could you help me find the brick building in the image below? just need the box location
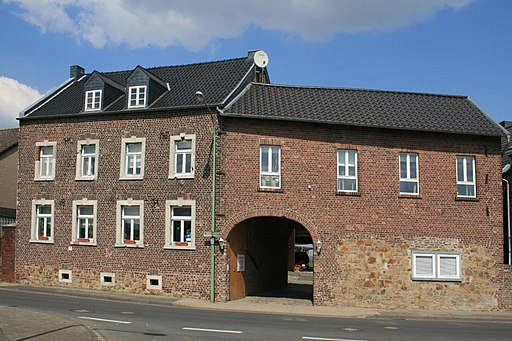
[14,51,512,310]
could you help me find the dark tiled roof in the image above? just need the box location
[23,57,255,118]
[223,83,504,137]
[0,128,18,154]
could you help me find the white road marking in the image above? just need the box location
[303,337,367,341]
[183,327,243,334]
[78,316,132,324]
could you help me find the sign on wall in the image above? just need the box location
[237,254,245,272]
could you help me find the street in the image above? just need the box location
[1,287,511,340]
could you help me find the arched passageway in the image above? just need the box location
[227,216,313,302]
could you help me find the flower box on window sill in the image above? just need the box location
[38,236,49,241]
[175,242,189,247]
[77,238,91,243]
[124,239,137,244]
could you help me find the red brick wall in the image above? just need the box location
[16,111,218,298]
[218,117,506,308]
[1,225,16,282]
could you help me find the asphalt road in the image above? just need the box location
[1,288,511,340]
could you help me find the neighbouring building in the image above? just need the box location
[0,128,18,226]
[13,51,512,310]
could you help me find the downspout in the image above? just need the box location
[503,178,511,264]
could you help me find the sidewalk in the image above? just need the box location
[1,282,512,341]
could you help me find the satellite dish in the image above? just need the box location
[253,50,269,68]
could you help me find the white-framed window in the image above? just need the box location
[100,272,115,286]
[411,251,461,281]
[169,134,196,179]
[59,269,72,283]
[75,140,99,180]
[399,153,419,195]
[30,199,54,243]
[120,137,146,180]
[71,199,97,245]
[34,141,56,181]
[116,200,144,247]
[260,145,281,189]
[456,156,476,198]
[128,85,147,108]
[337,150,358,192]
[165,199,196,249]
[85,90,102,111]
[146,275,163,290]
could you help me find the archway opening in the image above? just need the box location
[227,216,313,302]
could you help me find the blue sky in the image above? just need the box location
[0,0,510,129]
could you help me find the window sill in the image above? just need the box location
[398,194,422,199]
[34,178,55,182]
[75,177,96,181]
[258,187,284,193]
[71,241,97,246]
[455,197,479,202]
[164,245,196,251]
[411,277,462,282]
[114,243,144,248]
[119,176,144,181]
[30,239,54,244]
[169,175,195,180]
[336,191,361,197]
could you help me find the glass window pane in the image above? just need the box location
[271,148,279,172]
[39,206,51,215]
[185,154,191,172]
[176,139,192,150]
[83,145,95,154]
[123,206,139,216]
[339,179,356,191]
[338,165,345,176]
[348,165,356,177]
[173,221,182,242]
[41,146,53,156]
[261,148,269,172]
[400,155,407,179]
[176,154,183,173]
[123,221,131,240]
[184,221,192,241]
[79,206,94,216]
[410,155,417,178]
[127,143,141,153]
[457,184,475,197]
[415,255,434,276]
[173,207,191,217]
[400,181,418,194]
[457,158,464,181]
[133,221,140,240]
[348,151,356,165]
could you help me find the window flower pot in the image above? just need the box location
[124,239,136,244]
[38,236,49,241]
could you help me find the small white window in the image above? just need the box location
[35,141,56,181]
[146,275,162,290]
[165,199,196,249]
[412,251,461,281]
[100,272,115,286]
[116,200,144,247]
[59,269,72,283]
[399,153,419,195]
[30,199,54,243]
[76,140,99,180]
[260,145,281,189]
[128,86,147,108]
[85,90,102,111]
[456,156,476,198]
[337,150,357,192]
[169,134,196,179]
[120,137,146,180]
[71,200,97,245]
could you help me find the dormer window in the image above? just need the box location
[85,90,102,111]
[128,86,147,108]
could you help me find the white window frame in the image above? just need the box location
[71,199,98,245]
[165,198,196,250]
[59,269,72,283]
[30,199,55,243]
[34,141,56,181]
[411,251,461,281]
[119,137,146,180]
[100,272,115,286]
[146,275,163,290]
[337,150,358,193]
[260,145,281,189]
[128,85,147,108]
[456,156,476,198]
[115,199,144,247]
[399,152,419,195]
[85,90,102,111]
[169,134,196,179]
[75,140,99,180]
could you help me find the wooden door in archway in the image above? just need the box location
[228,225,247,300]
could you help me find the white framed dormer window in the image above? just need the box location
[30,199,54,243]
[128,85,147,108]
[116,199,144,247]
[337,150,358,192]
[165,198,196,250]
[120,137,146,180]
[412,251,461,281]
[169,134,196,179]
[71,199,97,245]
[456,156,476,198]
[399,153,419,195]
[76,140,99,180]
[85,90,102,111]
[35,141,56,181]
[260,145,281,189]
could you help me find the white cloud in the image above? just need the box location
[5,0,473,49]
[0,76,42,128]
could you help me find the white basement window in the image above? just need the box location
[411,251,461,281]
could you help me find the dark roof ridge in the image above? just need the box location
[249,82,468,99]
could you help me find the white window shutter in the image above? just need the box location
[414,255,434,277]
[439,255,459,278]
